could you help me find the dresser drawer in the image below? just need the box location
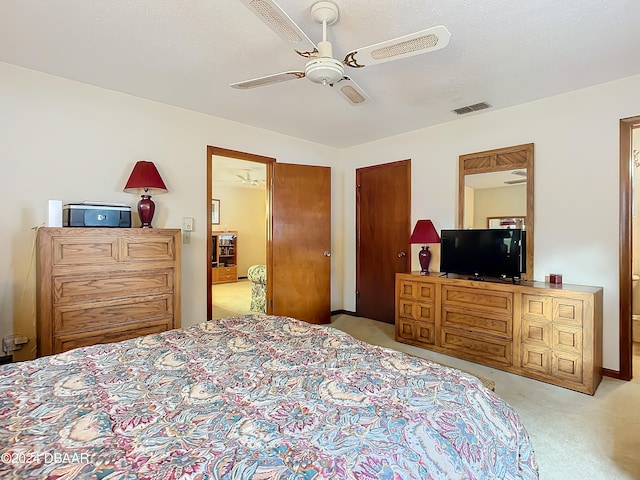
[552,324,583,354]
[523,294,584,326]
[53,268,174,304]
[397,278,436,302]
[552,350,583,384]
[54,294,173,333]
[54,319,172,353]
[521,343,552,374]
[396,318,435,345]
[442,286,513,316]
[521,322,583,380]
[51,236,119,266]
[213,266,237,283]
[441,306,512,339]
[121,235,177,263]
[553,298,584,326]
[521,318,552,347]
[398,300,435,322]
[440,327,512,365]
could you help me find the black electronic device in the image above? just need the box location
[440,228,526,280]
[63,203,132,227]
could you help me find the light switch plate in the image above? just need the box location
[182,217,194,231]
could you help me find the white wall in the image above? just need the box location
[0,62,343,361]
[341,73,640,371]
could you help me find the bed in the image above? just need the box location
[0,314,538,479]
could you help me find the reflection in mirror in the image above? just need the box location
[463,170,527,229]
[458,143,534,279]
[487,216,526,229]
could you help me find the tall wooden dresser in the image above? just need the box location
[36,227,181,356]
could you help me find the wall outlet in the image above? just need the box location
[2,337,17,353]
[2,335,27,354]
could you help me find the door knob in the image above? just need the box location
[324,251,331,257]
[397,252,407,258]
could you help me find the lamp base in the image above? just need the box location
[418,245,432,275]
[138,194,156,228]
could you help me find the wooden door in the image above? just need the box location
[356,160,411,323]
[272,163,331,324]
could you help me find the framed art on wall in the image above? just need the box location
[212,199,220,225]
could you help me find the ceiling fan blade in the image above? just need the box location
[343,25,451,69]
[332,76,370,106]
[238,0,318,58]
[230,71,305,89]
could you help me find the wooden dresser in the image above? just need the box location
[36,227,181,356]
[395,272,603,394]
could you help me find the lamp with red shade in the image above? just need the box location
[409,220,441,275]
[123,161,167,228]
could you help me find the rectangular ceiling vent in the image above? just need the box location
[453,102,492,115]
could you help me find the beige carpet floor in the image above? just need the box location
[212,279,254,319]
[213,281,640,479]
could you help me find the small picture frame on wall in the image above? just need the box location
[212,199,220,225]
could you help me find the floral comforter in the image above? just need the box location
[0,314,538,479]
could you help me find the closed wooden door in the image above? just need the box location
[272,163,331,324]
[356,160,411,323]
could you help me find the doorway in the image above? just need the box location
[206,147,333,324]
[620,117,640,380]
[206,146,275,320]
[356,160,411,323]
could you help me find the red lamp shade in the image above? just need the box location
[409,220,441,275]
[123,161,168,228]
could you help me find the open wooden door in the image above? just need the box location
[356,160,411,323]
[272,163,331,324]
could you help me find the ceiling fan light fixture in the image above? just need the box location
[305,57,344,85]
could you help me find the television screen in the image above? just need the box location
[440,229,525,279]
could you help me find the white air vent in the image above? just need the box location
[453,102,491,115]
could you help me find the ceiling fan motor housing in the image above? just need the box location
[305,39,344,85]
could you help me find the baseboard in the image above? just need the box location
[602,368,622,379]
[331,309,357,316]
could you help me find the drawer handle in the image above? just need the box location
[397,251,407,258]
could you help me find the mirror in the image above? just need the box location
[458,143,534,279]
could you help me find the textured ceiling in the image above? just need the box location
[2,0,639,148]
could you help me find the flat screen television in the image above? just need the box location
[440,229,526,280]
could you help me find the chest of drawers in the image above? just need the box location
[396,272,602,394]
[36,228,181,356]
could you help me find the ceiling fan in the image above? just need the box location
[237,169,264,186]
[504,170,527,185]
[231,0,451,106]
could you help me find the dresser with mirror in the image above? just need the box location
[395,143,604,394]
